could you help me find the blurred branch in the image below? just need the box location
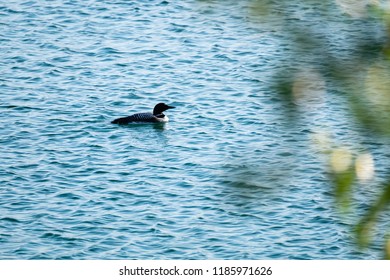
[355,181,390,248]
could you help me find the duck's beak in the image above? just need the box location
[166,105,175,109]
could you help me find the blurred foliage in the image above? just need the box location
[247,0,390,258]
[208,0,390,258]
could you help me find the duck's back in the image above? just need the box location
[111,112,159,124]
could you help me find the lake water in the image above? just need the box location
[1,0,389,259]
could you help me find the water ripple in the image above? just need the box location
[1,0,388,260]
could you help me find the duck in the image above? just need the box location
[111,103,175,125]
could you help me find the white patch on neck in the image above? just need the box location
[157,115,169,122]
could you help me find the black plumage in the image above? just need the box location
[111,103,175,125]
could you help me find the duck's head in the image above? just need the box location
[153,103,175,115]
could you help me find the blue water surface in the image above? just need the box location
[1,0,389,259]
